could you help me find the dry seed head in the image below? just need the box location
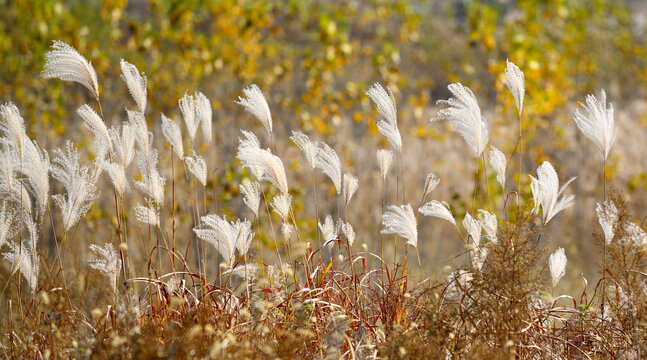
[549,248,567,289]
[503,59,525,117]
[235,84,273,136]
[120,59,147,113]
[342,173,358,206]
[366,82,402,154]
[381,204,418,248]
[161,114,184,158]
[419,200,456,225]
[376,149,393,181]
[488,145,506,190]
[42,41,99,99]
[433,82,489,157]
[573,89,617,161]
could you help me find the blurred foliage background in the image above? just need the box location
[1,0,647,292]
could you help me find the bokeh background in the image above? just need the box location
[2,0,647,295]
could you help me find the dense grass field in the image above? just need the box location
[1,1,647,359]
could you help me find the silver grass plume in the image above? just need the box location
[109,123,135,168]
[161,114,184,158]
[77,104,112,158]
[184,152,208,187]
[463,213,486,271]
[88,243,121,292]
[477,209,497,244]
[503,59,525,117]
[20,137,50,216]
[366,83,402,154]
[134,203,159,226]
[135,149,165,204]
[596,200,618,245]
[488,145,507,190]
[4,214,40,293]
[433,83,489,158]
[3,240,39,293]
[235,84,273,136]
[51,141,100,232]
[179,92,200,142]
[282,223,295,238]
[573,89,617,161]
[530,161,576,225]
[0,202,15,250]
[193,214,253,266]
[240,180,261,217]
[236,130,263,179]
[196,92,212,143]
[0,102,26,157]
[100,161,129,197]
[237,136,289,196]
[270,194,292,223]
[127,109,152,158]
[422,172,440,199]
[315,142,342,194]
[623,223,647,248]
[419,200,456,225]
[120,59,147,114]
[224,264,259,281]
[376,149,393,181]
[549,248,567,289]
[341,221,355,247]
[319,215,337,247]
[0,181,33,218]
[381,204,418,248]
[290,130,317,169]
[42,41,99,99]
[342,173,358,206]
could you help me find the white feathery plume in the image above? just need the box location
[127,109,151,158]
[77,104,112,158]
[223,264,259,281]
[20,137,50,216]
[530,161,576,225]
[42,41,99,99]
[573,89,617,161]
[101,161,129,197]
[134,204,160,226]
[236,130,263,179]
[135,149,165,204]
[271,194,292,222]
[366,83,402,154]
[281,223,295,238]
[489,145,507,190]
[549,248,567,289]
[318,215,337,246]
[381,204,418,248]
[342,173,358,206]
[0,202,15,250]
[184,152,208,187]
[193,214,253,266]
[109,123,135,168]
[596,201,618,245]
[240,180,261,217]
[432,83,489,157]
[161,114,184,158]
[88,243,121,292]
[179,92,200,142]
[419,200,456,225]
[503,59,525,117]
[196,92,212,143]
[237,144,289,196]
[422,172,440,199]
[477,209,497,244]
[120,59,147,114]
[235,84,273,136]
[51,141,100,232]
[623,222,647,248]
[315,142,342,194]
[376,149,393,181]
[3,240,39,293]
[0,181,33,218]
[290,130,317,169]
[0,102,26,156]
[341,221,355,247]
[464,213,487,270]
